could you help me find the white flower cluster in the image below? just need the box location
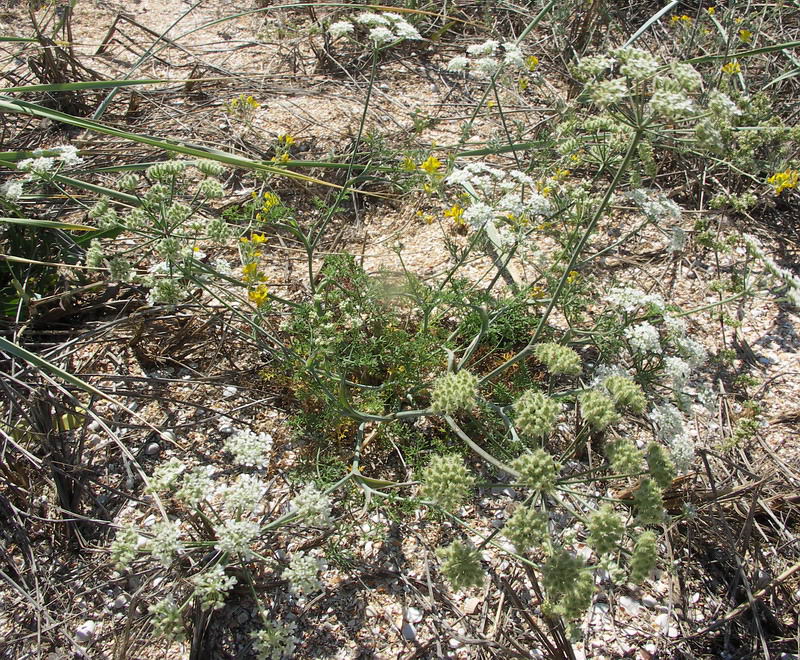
[445,162,552,233]
[223,428,273,468]
[220,473,266,516]
[251,616,297,660]
[0,179,24,201]
[649,404,694,471]
[447,40,526,79]
[147,456,186,492]
[15,144,83,178]
[743,233,800,307]
[283,551,325,595]
[328,11,421,45]
[624,322,661,354]
[191,563,237,611]
[607,286,665,313]
[175,465,215,506]
[629,188,683,224]
[148,520,183,566]
[290,484,332,526]
[214,519,260,558]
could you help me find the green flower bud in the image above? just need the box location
[603,375,647,414]
[419,455,475,511]
[117,172,140,191]
[503,506,548,553]
[579,390,620,431]
[533,342,582,376]
[633,477,664,524]
[605,437,643,475]
[511,449,560,492]
[195,159,226,178]
[430,370,478,415]
[85,239,103,268]
[542,548,595,620]
[629,530,658,583]
[147,160,187,182]
[645,442,676,489]
[437,541,484,591]
[587,504,624,556]
[514,390,560,439]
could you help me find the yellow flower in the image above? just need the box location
[518,77,529,92]
[706,6,716,15]
[250,232,268,244]
[262,192,280,210]
[401,156,416,171]
[278,134,295,145]
[554,168,571,181]
[526,55,539,71]
[566,270,580,285]
[721,60,741,75]
[443,204,465,226]
[420,155,442,174]
[248,284,269,307]
[738,28,752,43]
[242,261,260,283]
[767,168,799,195]
[486,100,496,108]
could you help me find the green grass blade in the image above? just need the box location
[1,79,175,94]
[0,96,338,188]
[0,217,94,231]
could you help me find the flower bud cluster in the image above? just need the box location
[250,616,298,660]
[606,438,643,475]
[533,342,582,376]
[420,454,475,511]
[633,478,664,524]
[430,370,478,415]
[283,551,324,595]
[579,390,620,431]
[603,375,646,414]
[542,548,595,620]
[511,449,560,492]
[503,506,548,553]
[436,540,485,591]
[629,531,658,583]
[587,504,624,556]
[191,563,237,611]
[513,390,560,439]
[645,443,676,488]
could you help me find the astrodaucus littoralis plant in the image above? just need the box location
[2,1,799,656]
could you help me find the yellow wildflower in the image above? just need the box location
[707,6,716,15]
[518,77,529,92]
[250,232,268,244]
[262,192,280,210]
[738,29,752,43]
[526,55,539,71]
[721,60,741,75]
[248,284,269,307]
[242,262,260,283]
[443,204,465,226]
[401,156,416,171]
[767,168,799,195]
[278,134,295,145]
[566,270,580,285]
[420,155,442,174]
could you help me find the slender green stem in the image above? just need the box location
[479,125,647,386]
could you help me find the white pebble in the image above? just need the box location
[406,607,423,624]
[222,385,238,398]
[75,620,96,643]
[144,442,160,456]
